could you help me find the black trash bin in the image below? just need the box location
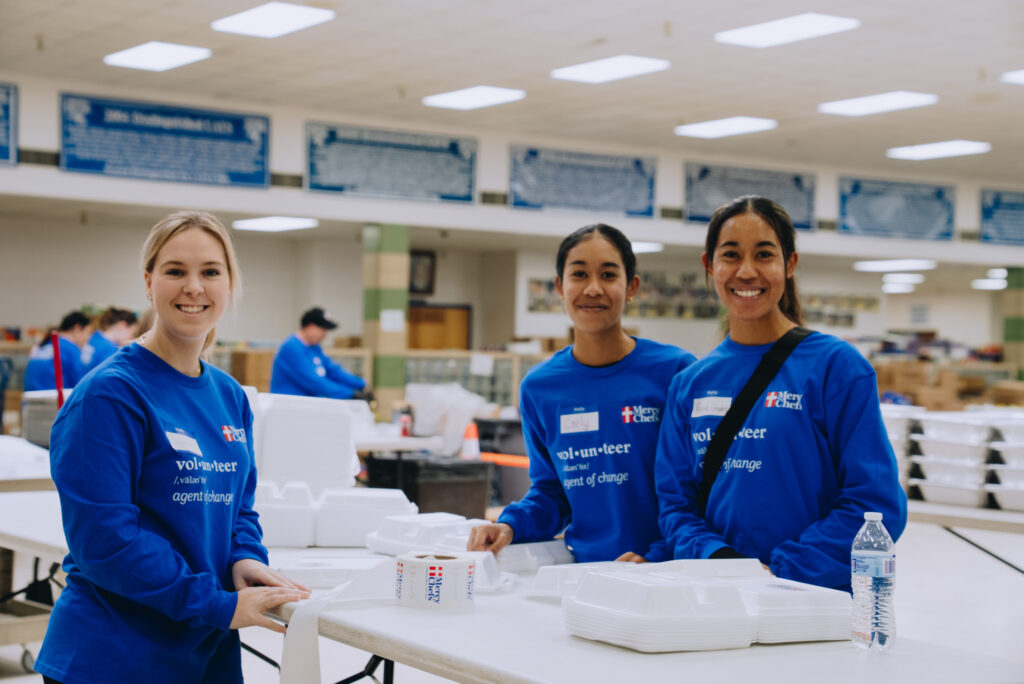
[365,454,494,520]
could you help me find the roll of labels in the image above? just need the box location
[281,552,478,683]
[395,552,476,610]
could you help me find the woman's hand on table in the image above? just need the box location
[230,559,311,633]
[467,523,514,554]
[614,551,647,563]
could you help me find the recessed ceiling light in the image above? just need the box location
[999,69,1024,85]
[103,41,211,72]
[972,278,1008,291]
[232,216,319,232]
[714,13,860,48]
[674,116,777,139]
[886,140,991,161]
[422,86,526,110]
[882,283,915,294]
[854,259,936,272]
[211,2,335,38]
[988,268,1008,279]
[818,91,938,117]
[550,55,670,84]
[632,242,664,254]
[882,273,925,284]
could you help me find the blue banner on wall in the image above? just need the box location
[510,145,655,217]
[60,94,269,187]
[307,122,476,202]
[981,189,1024,246]
[685,162,815,230]
[0,83,17,166]
[839,177,954,240]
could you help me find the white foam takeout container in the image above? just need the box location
[910,456,988,486]
[911,478,987,508]
[911,436,990,464]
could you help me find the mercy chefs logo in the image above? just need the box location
[621,405,660,424]
[221,425,247,443]
[765,391,803,410]
[426,565,443,604]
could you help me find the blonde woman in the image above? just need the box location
[36,212,309,684]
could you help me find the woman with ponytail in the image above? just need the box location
[654,196,906,591]
[36,212,309,684]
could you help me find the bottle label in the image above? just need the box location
[851,554,895,577]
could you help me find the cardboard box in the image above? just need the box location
[230,350,275,392]
[909,385,960,411]
[990,381,1024,406]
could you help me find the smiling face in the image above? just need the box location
[555,234,640,337]
[144,228,230,348]
[703,211,798,337]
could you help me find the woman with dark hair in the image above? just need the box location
[655,195,906,590]
[468,223,696,562]
[23,311,90,391]
[81,306,138,372]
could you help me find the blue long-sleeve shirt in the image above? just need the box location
[498,338,695,562]
[270,333,366,399]
[36,343,268,684]
[655,331,907,591]
[81,329,120,373]
[23,337,86,390]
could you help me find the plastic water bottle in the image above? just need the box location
[851,511,895,649]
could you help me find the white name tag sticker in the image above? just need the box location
[166,431,203,457]
[692,396,732,418]
[560,411,599,434]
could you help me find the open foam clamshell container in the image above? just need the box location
[365,512,486,556]
[910,455,989,486]
[316,488,418,547]
[277,556,394,589]
[984,483,1024,511]
[987,442,1024,468]
[917,413,994,444]
[911,436,990,464]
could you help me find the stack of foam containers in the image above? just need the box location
[560,560,851,652]
[909,411,993,507]
[985,413,1024,511]
[253,393,417,547]
[880,404,925,489]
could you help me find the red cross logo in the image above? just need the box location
[621,406,634,423]
[221,425,234,442]
[764,392,778,408]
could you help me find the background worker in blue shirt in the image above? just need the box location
[23,310,91,391]
[270,306,371,399]
[81,306,138,372]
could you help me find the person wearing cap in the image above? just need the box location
[23,310,91,391]
[270,307,369,399]
[81,306,138,373]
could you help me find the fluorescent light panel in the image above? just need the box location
[211,2,335,38]
[550,55,670,84]
[972,278,1007,291]
[999,69,1024,85]
[632,242,664,254]
[882,283,915,294]
[988,268,1008,279]
[818,91,938,116]
[883,273,925,284]
[422,86,525,110]
[854,259,936,272]
[103,41,210,72]
[887,140,991,161]
[714,13,860,48]
[674,116,777,139]
[233,216,319,232]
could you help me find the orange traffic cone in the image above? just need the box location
[460,421,481,460]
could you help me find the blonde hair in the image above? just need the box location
[141,211,241,354]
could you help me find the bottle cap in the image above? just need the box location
[864,512,883,521]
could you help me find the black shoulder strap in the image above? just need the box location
[699,327,812,514]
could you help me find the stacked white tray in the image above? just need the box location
[561,561,851,653]
[908,409,1024,511]
[880,404,925,488]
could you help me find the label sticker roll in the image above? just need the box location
[395,552,476,611]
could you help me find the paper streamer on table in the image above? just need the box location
[395,552,476,611]
[280,557,396,684]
